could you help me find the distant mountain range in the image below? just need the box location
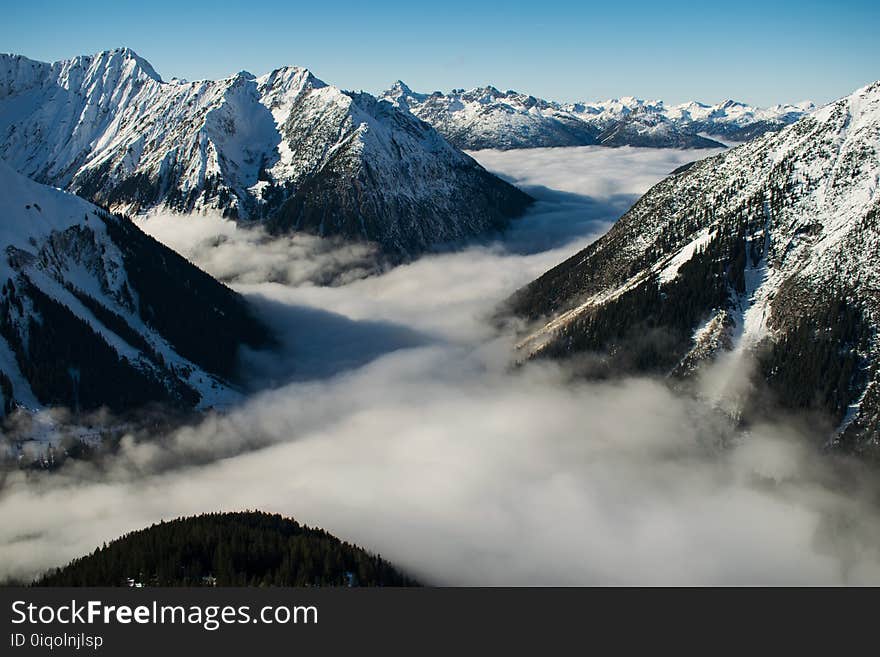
[381,81,814,150]
[0,49,531,257]
[505,81,880,454]
[0,160,271,417]
[0,48,817,260]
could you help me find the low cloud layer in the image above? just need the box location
[3,145,879,585]
[469,145,724,199]
[134,212,380,286]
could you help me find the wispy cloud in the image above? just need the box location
[134,212,381,286]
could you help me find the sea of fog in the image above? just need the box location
[3,145,880,585]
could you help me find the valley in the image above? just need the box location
[1,42,879,588]
[3,142,880,586]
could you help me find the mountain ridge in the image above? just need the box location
[0,49,532,257]
[504,80,880,453]
[381,81,815,150]
[0,159,272,419]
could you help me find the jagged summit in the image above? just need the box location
[52,47,163,84]
[472,85,503,97]
[505,80,880,452]
[389,79,413,94]
[101,47,163,81]
[0,49,531,257]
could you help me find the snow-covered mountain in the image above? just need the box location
[383,82,601,150]
[0,49,532,257]
[382,82,813,150]
[665,98,817,142]
[505,81,880,453]
[0,160,271,416]
[594,107,723,149]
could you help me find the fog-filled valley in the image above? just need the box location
[3,144,880,585]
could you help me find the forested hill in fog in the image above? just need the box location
[34,511,418,587]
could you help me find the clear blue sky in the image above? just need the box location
[3,0,878,106]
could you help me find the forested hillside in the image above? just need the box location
[34,511,418,587]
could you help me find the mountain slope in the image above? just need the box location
[595,107,725,149]
[382,82,809,151]
[34,511,418,586]
[505,82,880,453]
[265,90,532,253]
[0,160,272,416]
[0,49,532,257]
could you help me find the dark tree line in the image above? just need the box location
[96,210,274,382]
[535,214,759,374]
[34,511,419,587]
[760,285,870,423]
[0,278,180,412]
[0,207,275,414]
